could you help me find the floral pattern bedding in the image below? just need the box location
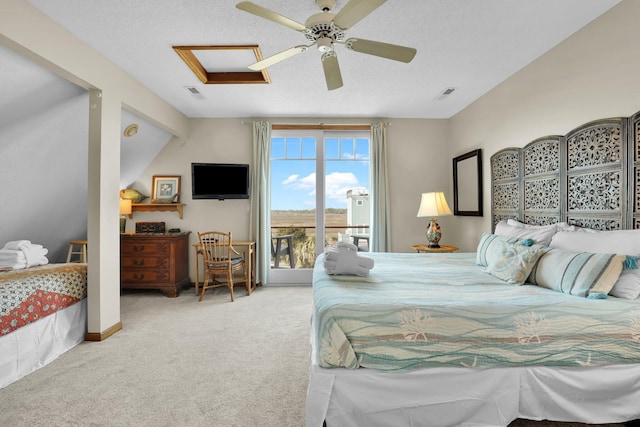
[313,252,640,371]
[0,263,87,336]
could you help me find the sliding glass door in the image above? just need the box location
[270,130,370,284]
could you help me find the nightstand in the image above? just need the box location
[412,244,459,253]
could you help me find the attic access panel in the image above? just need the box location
[173,45,270,84]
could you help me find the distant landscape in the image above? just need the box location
[271,209,350,267]
[271,209,347,236]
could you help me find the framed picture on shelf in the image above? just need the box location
[152,175,181,203]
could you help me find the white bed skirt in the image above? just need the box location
[0,299,87,389]
[306,324,640,427]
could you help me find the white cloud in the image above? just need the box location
[282,174,299,185]
[282,171,365,206]
[325,172,359,205]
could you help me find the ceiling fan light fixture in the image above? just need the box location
[317,37,333,52]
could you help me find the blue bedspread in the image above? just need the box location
[313,252,640,370]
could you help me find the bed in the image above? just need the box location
[0,263,88,389]
[306,110,640,426]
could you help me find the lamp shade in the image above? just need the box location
[417,192,452,218]
[119,199,133,215]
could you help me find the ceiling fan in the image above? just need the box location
[236,0,417,90]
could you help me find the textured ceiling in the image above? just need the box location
[26,0,621,119]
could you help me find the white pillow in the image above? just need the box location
[550,229,640,256]
[555,222,596,233]
[507,219,594,233]
[495,221,557,246]
[507,219,555,230]
[550,230,640,299]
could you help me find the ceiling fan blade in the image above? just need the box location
[345,38,417,63]
[321,51,343,91]
[248,45,310,70]
[236,1,307,32]
[333,0,387,30]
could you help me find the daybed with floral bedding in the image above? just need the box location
[0,263,87,389]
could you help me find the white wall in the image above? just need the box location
[0,46,89,262]
[447,0,640,251]
[386,119,451,251]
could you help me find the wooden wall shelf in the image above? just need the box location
[129,203,185,219]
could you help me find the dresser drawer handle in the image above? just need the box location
[133,259,145,266]
[133,273,145,280]
[133,245,145,252]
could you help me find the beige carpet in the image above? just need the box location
[0,285,630,427]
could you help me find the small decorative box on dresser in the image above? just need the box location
[120,232,191,297]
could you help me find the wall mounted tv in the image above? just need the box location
[191,163,250,200]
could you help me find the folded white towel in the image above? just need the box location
[2,240,31,250]
[0,244,49,268]
[323,242,374,277]
[0,249,25,260]
[0,249,27,269]
[22,248,49,267]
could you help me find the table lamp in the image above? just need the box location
[120,199,132,233]
[416,192,452,248]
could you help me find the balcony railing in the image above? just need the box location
[270,225,369,268]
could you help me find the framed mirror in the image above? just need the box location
[452,149,483,216]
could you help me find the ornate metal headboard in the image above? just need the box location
[491,111,640,231]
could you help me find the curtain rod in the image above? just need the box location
[240,121,391,129]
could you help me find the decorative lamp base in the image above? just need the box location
[120,216,127,234]
[426,217,442,248]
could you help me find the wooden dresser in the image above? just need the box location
[120,232,191,297]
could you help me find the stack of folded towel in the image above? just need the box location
[323,241,374,277]
[0,240,49,270]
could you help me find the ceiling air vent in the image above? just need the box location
[434,87,456,101]
[184,86,205,100]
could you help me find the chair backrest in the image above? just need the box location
[198,231,233,265]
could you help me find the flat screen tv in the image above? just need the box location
[191,163,250,200]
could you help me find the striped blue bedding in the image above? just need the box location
[312,252,640,371]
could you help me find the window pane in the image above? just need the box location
[272,137,285,159]
[271,142,317,269]
[356,138,369,160]
[301,138,316,159]
[325,135,370,251]
[341,138,355,160]
[325,138,339,159]
[285,138,301,159]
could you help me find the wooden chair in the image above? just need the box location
[197,231,249,302]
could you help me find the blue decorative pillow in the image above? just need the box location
[483,240,547,285]
[527,248,626,297]
[476,233,519,267]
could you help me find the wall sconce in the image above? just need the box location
[416,192,452,248]
[119,199,132,233]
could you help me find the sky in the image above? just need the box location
[271,136,370,210]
